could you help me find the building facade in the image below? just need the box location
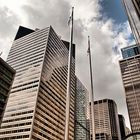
[120,44,140,133]
[122,0,140,43]
[0,57,15,125]
[0,26,75,140]
[94,99,121,140]
[74,77,90,140]
[118,114,126,139]
[95,133,109,140]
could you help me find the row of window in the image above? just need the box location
[4,110,33,118]
[12,80,39,89]
[2,116,32,123]
[36,104,65,128]
[0,128,30,135]
[39,88,65,112]
[34,110,74,139]
[13,57,43,72]
[34,115,64,137]
[10,84,38,94]
[11,51,44,69]
[40,82,65,109]
[37,99,74,130]
[0,135,29,140]
[51,69,75,105]
[38,91,65,119]
[1,122,31,129]
[9,29,48,55]
[15,66,40,78]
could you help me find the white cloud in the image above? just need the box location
[0,0,133,129]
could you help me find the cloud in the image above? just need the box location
[75,9,133,128]
[0,7,21,60]
[0,7,20,38]
[0,0,133,128]
[21,0,71,39]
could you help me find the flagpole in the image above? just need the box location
[88,36,95,140]
[64,7,74,140]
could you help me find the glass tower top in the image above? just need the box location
[121,44,140,59]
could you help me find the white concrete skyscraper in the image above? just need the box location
[0,26,76,140]
[93,99,121,140]
[120,44,140,133]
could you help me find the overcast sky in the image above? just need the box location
[0,0,135,129]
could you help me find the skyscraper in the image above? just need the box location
[74,77,90,140]
[0,57,15,125]
[93,99,121,140]
[118,114,126,139]
[119,44,140,133]
[0,26,75,139]
[95,133,109,140]
[122,0,140,43]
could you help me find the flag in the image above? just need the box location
[68,16,72,26]
[87,46,90,54]
[68,7,74,26]
[87,36,90,54]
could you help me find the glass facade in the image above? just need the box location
[118,114,126,139]
[0,26,75,139]
[121,44,140,59]
[122,0,140,43]
[0,58,15,125]
[74,77,90,140]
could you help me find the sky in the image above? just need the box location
[0,0,135,129]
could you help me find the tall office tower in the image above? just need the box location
[0,57,15,125]
[118,114,126,139]
[0,26,76,140]
[95,133,109,140]
[94,99,121,140]
[122,0,140,43]
[74,77,90,140]
[120,44,140,133]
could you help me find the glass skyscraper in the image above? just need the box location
[118,114,126,139]
[0,26,75,140]
[74,77,90,140]
[122,0,140,43]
